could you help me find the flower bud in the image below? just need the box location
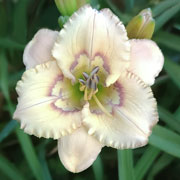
[126,8,155,39]
[58,16,69,28]
[55,0,90,16]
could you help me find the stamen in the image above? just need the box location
[88,89,94,100]
[93,95,112,117]
[86,78,91,89]
[80,85,85,91]
[84,88,88,101]
[79,79,86,85]
[90,66,99,76]
[93,74,99,84]
[82,72,89,80]
[90,79,96,90]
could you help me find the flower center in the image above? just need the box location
[79,66,112,117]
[79,66,99,101]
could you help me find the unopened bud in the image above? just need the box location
[58,16,69,28]
[55,0,90,16]
[126,8,155,39]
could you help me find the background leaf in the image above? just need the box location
[117,150,135,180]
[149,125,180,158]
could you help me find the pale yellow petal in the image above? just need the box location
[13,61,82,139]
[52,5,130,85]
[128,39,164,85]
[58,127,102,173]
[82,71,158,149]
[23,29,58,69]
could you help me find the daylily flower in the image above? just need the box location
[13,5,164,173]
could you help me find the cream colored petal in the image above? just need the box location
[128,39,164,86]
[52,5,130,85]
[13,61,82,139]
[58,127,102,173]
[82,71,158,149]
[23,29,58,69]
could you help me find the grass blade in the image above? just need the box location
[158,106,180,134]
[125,0,134,12]
[0,38,25,50]
[0,51,44,180]
[0,120,18,143]
[147,153,174,180]
[154,31,180,52]
[117,149,135,180]
[134,146,160,180]
[0,51,10,100]
[92,155,104,180]
[164,58,180,89]
[0,3,7,36]
[152,0,180,17]
[106,0,131,24]
[174,106,180,122]
[12,0,30,43]
[155,2,180,32]
[0,155,25,180]
[38,141,52,180]
[16,128,44,180]
[149,125,180,158]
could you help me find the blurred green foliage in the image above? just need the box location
[0,0,180,179]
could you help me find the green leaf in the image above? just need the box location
[152,0,180,17]
[0,120,18,143]
[0,38,25,50]
[174,23,180,30]
[154,31,180,52]
[117,149,135,180]
[164,58,180,89]
[0,52,10,101]
[125,0,134,12]
[12,0,30,43]
[16,128,44,180]
[153,75,169,87]
[149,125,180,158]
[134,146,160,180]
[0,3,7,36]
[37,140,52,180]
[147,153,174,180]
[92,155,104,180]
[0,50,44,180]
[9,70,23,88]
[154,1,180,31]
[105,0,131,24]
[0,155,25,180]
[174,106,180,122]
[158,105,180,134]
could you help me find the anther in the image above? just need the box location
[86,78,91,88]
[90,66,99,76]
[82,72,89,80]
[79,79,86,85]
